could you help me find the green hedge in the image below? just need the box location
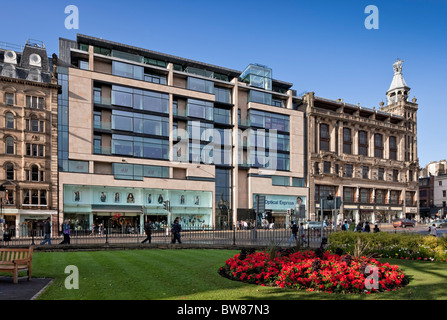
[328,231,447,262]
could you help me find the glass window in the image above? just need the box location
[142,91,169,113]
[214,108,231,124]
[248,110,289,132]
[5,112,14,129]
[5,163,14,180]
[31,165,39,181]
[393,169,399,182]
[5,137,14,154]
[378,168,384,180]
[68,160,89,173]
[187,99,213,120]
[345,164,353,178]
[374,133,383,158]
[143,165,169,178]
[359,188,370,203]
[188,121,214,142]
[324,161,331,173]
[343,187,355,202]
[249,90,272,106]
[375,189,385,204]
[112,110,133,132]
[5,93,14,105]
[214,87,231,103]
[343,127,352,154]
[362,166,369,179]
[112,135,133,156]
[79,60,89,70]
[320,123,330,151]
[112,86,133,107]
[40,190,47,205]
[358,131,368,156]
[112,61,143,80]
[187,77,214,94]
[272,176,289,186]
[290,177,304,187]
[144,73,167,85]
[389,136,397,160]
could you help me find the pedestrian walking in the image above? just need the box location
[429,224,438,237]
[142,219,152,244]
[300,222,307,246]
[288,222,298,246]
[60,220,70,244]
[171,217,182,244]
[40,217,52,245]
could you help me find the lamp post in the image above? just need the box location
[0,184,6,247]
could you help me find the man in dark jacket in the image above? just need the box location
[40,217,52,245]
[171,217,182,244]
[141,219,152,244]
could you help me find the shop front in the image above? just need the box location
[253,194,307,227]
[63,185,213,232]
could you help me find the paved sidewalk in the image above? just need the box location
[0,276,52,300]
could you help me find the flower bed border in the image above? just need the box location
[219,249,409,294]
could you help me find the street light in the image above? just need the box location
[0,184,6,247]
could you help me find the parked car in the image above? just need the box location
[304,221,323,230]
[427,219,447,228]
[392,218,415,228]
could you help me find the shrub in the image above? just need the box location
[328,232,447,261]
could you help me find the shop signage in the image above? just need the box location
[376,206,389,210]
[406,207,418,213]
[360,205,374,210]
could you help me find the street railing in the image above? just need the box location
[1,224,335,248]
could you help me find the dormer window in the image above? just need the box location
[27,68,41,82]
[29,54,42,67]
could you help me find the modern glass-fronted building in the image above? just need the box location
[57,34,308,232]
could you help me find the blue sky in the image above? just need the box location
[2,0,446,167]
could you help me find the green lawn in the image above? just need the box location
[24,249,447,300]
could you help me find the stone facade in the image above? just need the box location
[302,60,419,224]
[0,41,59,236]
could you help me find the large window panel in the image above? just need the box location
[112,135,133,156]
[249,90,272,106]
[187,99,213,120]
[112,61,144,80]
[112,87,133,107]
[112,110,133,132]
[187,77,214,94]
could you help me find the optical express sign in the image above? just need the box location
[254,194,306,211]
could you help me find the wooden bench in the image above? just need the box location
[0,247,34,284]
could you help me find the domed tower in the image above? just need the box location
[386,59,410,105]
[381,58,419,173]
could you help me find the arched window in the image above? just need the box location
[5,163,14,180]
[5,112,14,129]
[5,136,14,154]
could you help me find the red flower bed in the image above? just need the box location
[219,250,409,294]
